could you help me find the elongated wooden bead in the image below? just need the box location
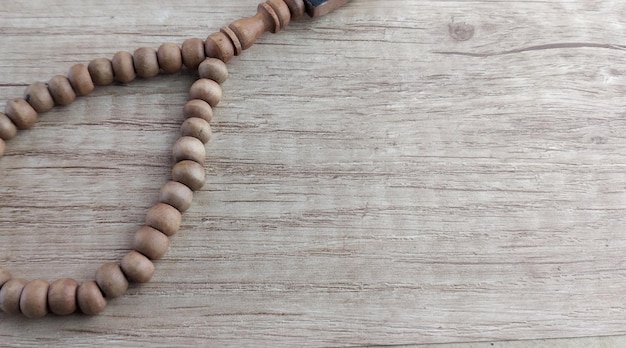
[189,79,222,107]
[0,278,27,314]
[95,263,128,298]
[159,181,194,212]
[48,75,76,106]
[121,251,155,283]
[173,136,206,164]
[181,117,212,144]
[77,281,106,315]
[24,82,54,113]
[88,58,115,86]
[5,98,37,129]
[158,43,183,74]
[133,225,170,260]
[205,32,235,63]
[112,51,136,84]
[172,160,206,191]
[0,113,17,140]
[0,267,11,289]
[145,203,182,237]
[20,279,49,319]
[183,99,213,122]
[198,58,229,84]
[134,47,160,78]
[181,38,206,70]
[48,278,79,316]
[68,63,95,96]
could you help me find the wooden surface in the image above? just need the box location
[1,0,626,346]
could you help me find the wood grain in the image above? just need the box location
[1,0,626,346]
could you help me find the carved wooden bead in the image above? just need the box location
[181,38,206,70]
[77,281,106,315]
[0,278,27,314]
[0,267,11,289]
[198,58,229,84]
[189,79,222,107]
[134,47,160,78]
[181,117,212,144]
[112,51,136,84]
[95,263,129,299]
[88,58,115,86]
[159,180,194,213]
[20,279,49,319]
[133,225,170,260]
[183,99,213,123]
[0,113,17,140]
[205,31,235,63]
[173,136,206,164]
[172,160,206,191]
[48,278,79,316]
[5,98,38,130]
[157,43,183,74]
[225,0,291,54]
[145,203,182,236]
[68,63,95,96]
[48,75,76,106]
[121,251,155,283]
[24,81,54,113]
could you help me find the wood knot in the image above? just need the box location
[448,22,475,41]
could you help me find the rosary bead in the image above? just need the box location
[5,98,38,130]
[183,99,213,123]
[24,81,54,113]
[20,279,49,319]
[134,47,160,79]
[95,263,129,299]
[88,58,115,86]
[77,281,106,315]
[112,51,136,84]
[0,278,27,315]
[189,79,223,107]
[48,278,79,316]
[0,267,11,289]
[68,63,95,96]
[157,43,183,74]
[0,113,17,140]
[205,32,235,63]
[173,136,206,165]
[48,75,77,106]
[121,251,155,283]
[133,225,170,260]
[172,160,206,191]
[198,58,229,84]
[181,117,212,144]
[181,38,206,70]
[159,181,194,213]
[145,203,182,236]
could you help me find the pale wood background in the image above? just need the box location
[1,0,626,347]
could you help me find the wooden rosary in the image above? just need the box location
[0,0,350,318]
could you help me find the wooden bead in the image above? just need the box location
[198,58,229,84]
[181,38,206,70]
[173,136,206,164]
[5,98,37,130]
[145,203,182,236]
[0,278,27,314]
[225,0,291,53]
[48,75,76,106]
[20,279,49,319]
[181,117,212,144]
[112,51,136,84]
[77,281,106,315]
[183,99,213,123]
[0,113,17,140]
[88,58,115,86]
[134,47,160,79]
[0,138,5,157]
[133,225,170,260]
[159,181,194,213]
[0,267,11,289]
[157,43,183,74]
[24,81,54,113]
[172,160,206,191]
[205,32,235,63]
[48,278,79,316]
[68,63,95,96]
[121,251,155,283]
[189,79,223,107]
[95,263,128,298]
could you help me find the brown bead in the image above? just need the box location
[20,279,49,319]
[181,117,212,144]
[0,278,27,314]
[112,51,136,84]
[0,138,5,157]
[189,79,223,107]
[68,63,95,96]
[159,181,194,213]
[134,47,160,79]
[157,43,183,74]
[95,263,128,298]
[48,75,76,106]
[172,160,206,191]
[173,136,206,164]
[145,203,182,237]
[5,98,38,130]
[133,225,170,260]
[77,281,106,315]
[181,38,206,70]
[24,81,54,113]
[205,31,235,63]
[0,113,17,140]
[0,267,11,289]
[121,251,155,283]
[198,58,229,84]
[284,0,306,19]
[183,99,213,123]
[88,58,115,86]
[48,278,79,316]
